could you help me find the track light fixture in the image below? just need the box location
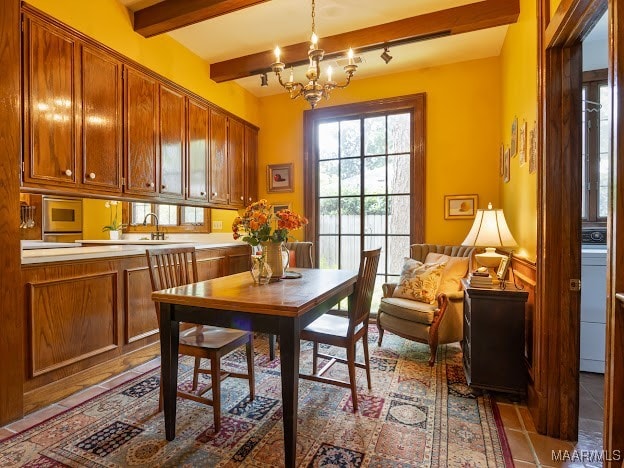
[381,46,393,64]
[260,72,268,87]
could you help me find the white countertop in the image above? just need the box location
[79,239,196,245]
[21,241,245,265]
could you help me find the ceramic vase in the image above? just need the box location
[261,241,288,280]
[109,230,120,240]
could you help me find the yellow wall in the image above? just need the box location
[210,208,239,234]
[257,57,502,245]
[25,0,260,126]
[82,199,112,240]
[500,0,538,261]
[550,0,562,19]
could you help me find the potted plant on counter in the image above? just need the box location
[102,201,126,240]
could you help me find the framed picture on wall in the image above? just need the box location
[510,117,518,157]
[500,144,505,177]
[504,147,511,183]
[271,202,291,214]
[529,122,537,174]
[519,120,527,166]
[267,164,293,193]
[444,194,479,220]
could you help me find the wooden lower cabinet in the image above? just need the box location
[21,245,247,414]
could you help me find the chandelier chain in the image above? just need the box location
[311,0,316,36]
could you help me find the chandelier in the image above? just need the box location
[270,0,358,109]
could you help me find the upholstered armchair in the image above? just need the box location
[377,244,475,366]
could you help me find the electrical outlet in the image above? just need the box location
[212,220,223,230]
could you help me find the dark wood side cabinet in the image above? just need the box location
[462,280,529,395]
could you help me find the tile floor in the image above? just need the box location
[501,371,605,467]
[0,362,607,468]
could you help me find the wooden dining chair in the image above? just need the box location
[267,241,315,361]
[146,246,255,433]
[299,247,381,411]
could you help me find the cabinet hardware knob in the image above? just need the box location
[240,196,244,201]
[212,192,217,196]
[148,182,155,188]
[200,191,206,196]
[161,184,167,190]
[88,172,96,179]
[65,169,72,176]
[249,197,252,201]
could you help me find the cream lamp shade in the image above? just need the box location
[461,203,518,268]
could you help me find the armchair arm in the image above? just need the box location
[427,293,450,366]
[445,291,465,301]
[382,282,398,298]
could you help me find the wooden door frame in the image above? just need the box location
[605,0,624,464]
[537,0,606,441]
[0,0,25,425]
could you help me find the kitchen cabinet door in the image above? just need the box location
[80,45,122,192]
[245,126,259,204]
[23,15,77,187]
[158,85,185,199]
[228,118,245,207]
[209,109,228,205]
[124,66,158,196]
[187,98,209,202]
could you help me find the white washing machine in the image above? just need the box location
[580,244,607,373]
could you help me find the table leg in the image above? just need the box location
[269,334,276,361]
[279,317,300,468]
[159,302,179,441]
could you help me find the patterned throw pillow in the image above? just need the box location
[392,258,447,304]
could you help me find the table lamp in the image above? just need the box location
[461,202,518,280]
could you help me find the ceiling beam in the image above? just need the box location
[210,0,520,83]
[133,0,270,38]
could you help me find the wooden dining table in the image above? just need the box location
[151,267,358,467]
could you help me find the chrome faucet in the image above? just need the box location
[142,213,164,240]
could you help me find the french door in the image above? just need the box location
[303,95,426,312]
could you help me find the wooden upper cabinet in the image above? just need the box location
[209,108,228,205]
[124,66,158,196]
[158,85,185,199]
[228,118,245,207]
[23,15,77,186]
[187,98,209,202]
[245,126,259,204]
[80,46,122,192]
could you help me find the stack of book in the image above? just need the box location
[468,270,493,288]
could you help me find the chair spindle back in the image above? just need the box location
[146,247,199,292]
[349,248,381,332]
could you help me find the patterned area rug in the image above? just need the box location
[0,329,512,467]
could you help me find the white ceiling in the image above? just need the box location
[119,0,510,97]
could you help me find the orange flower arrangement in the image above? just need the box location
[232,199,308,246]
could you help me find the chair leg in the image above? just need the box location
[158,383,164,412]
[269,334,276,361]
[377,321,385,346]
[312,341,319,375]
[362,333,372,390]
[210,355,221,433]
[428,343,438,367]
[192,356,201,390]
[246,334,255,401]
[346,343,358,412]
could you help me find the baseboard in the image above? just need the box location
[23,343,160,415]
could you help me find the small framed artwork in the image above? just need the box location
[519,120,527,166]
[271,202,291,214]
[444,194,479,220]
[500,144,505,177]
[267,163,293,193]
[497,254,511,281]
[529,122,537,174]
[504,147,511,183]
[510,117,518,157]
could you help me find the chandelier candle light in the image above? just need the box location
[270,0,358,108]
